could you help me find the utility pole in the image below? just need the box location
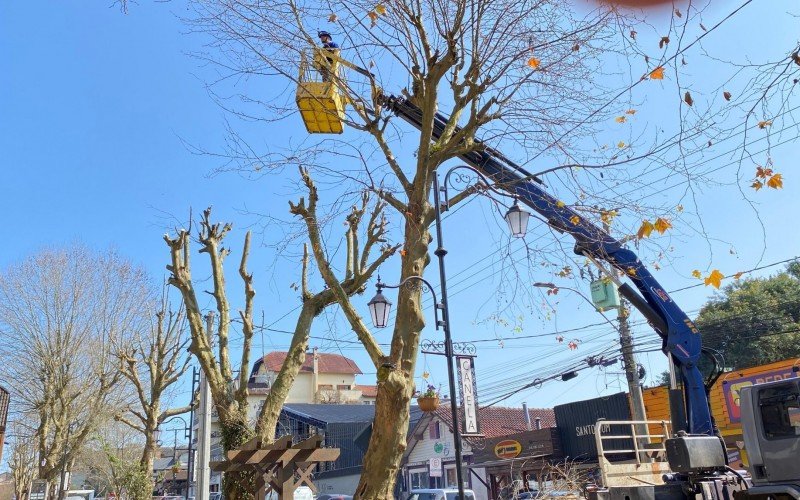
[618,298,650,458]
[194,313,214,500]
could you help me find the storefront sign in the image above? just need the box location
[457,356,480,435]
[494,439,522,459]
[723,368,798,423]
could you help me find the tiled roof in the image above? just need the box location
[250,351,362,379]
[433,404,555,438]
[356,384,377,397]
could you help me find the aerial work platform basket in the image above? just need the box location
[296,48,346,134]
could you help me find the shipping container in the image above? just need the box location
[554,392,631,461]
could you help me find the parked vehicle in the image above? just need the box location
[407,489,476,500]
[316,495,354,500]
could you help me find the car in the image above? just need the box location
[316,495,354,500]
[407,488,477,500]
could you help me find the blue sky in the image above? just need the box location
[2,0,799,439]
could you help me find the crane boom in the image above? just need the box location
[381,94,715,436]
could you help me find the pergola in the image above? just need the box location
[211,435,340,499]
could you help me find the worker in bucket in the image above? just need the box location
[317,31,339,81]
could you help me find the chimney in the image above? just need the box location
[535,416,542,430]
[523,402,532,431]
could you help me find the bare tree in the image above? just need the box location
[163,205,396,497]
[0,246,151,500]
[114,293,192,494]
[8,419,39,500]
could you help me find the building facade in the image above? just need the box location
[400,404,556,500]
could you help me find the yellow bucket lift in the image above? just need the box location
[296,48,346,134]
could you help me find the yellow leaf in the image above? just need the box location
[654,217,672,234]
[767,173,783,189]
[556,200,565,208]
[615,116,626,123]
[626,268,637,276]
[375,3,387,15]
[637,220,654,239]
[570,215,580,225]
[733,271,744,280]
[691,269,702,279]
[649,66,665,80]
[600,210,618,226]
[625,109,637,115]
[422,371,430,379]
[328,13,338,22]
[751,180,763,191]
[617,141,626,149]
[758,120,772,129]
[704,269,724,289]
[527,57,541,69]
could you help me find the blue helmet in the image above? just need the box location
[318,31,332,39]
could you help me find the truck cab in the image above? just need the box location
[738,378,800,500]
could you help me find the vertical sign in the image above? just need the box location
[429,457,442,477]
[457,356,481,435]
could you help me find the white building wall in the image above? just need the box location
[403,416,488,500]
[314,473,361,496]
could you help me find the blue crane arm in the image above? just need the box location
[383,95,715,436]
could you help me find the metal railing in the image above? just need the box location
[594,419,673,487]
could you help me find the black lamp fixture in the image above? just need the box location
[503,198,530,238]
[367,278,393,329]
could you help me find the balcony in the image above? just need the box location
[315,388,363,403]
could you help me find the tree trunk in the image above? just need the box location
[355,216,430,499]
[219,409,256,500]
[141,423,158,496]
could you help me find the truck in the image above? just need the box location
[296,48,800,500]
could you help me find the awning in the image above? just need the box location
[467,453,550,469]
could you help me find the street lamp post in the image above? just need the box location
[367,165,529,499]
[160,415,192,500]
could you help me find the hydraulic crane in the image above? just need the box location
[295,48,800,500]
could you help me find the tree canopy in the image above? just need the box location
[696,262,800,371]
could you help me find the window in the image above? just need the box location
[318,384,333,390]
[445,467,457,488]
[410,470,429,490]
[759,385,800,439]
[337,384,350,390]
[429,421,441,439]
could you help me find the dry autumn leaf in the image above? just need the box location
[367,10,379,24]
[615,116,626,123]
[625,109,637,115]
[677,204,684,212]
[723,91,732,101]
[758,120,772,129]
[654,217,672,234]
[684,91,693,106]
[733,271,745,280]
[649,67,665,80]
[704,269,724,289]
[659,36,670,49]
[751,181,763,191]
[527,57,541,69]
[570,215,580,225]
[674,8,682,17]
[767,173,783,189]
[375,3,387,15]
[691,270,702,279]
[556,200,566,208]
[637,220,654,239]
[617,141,626,148]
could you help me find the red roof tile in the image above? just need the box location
[356,384,378,397]
[433,405,555,438]
[255,351,362,375]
